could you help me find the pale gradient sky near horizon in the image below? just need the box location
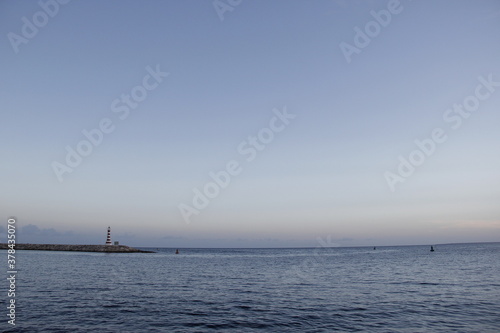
[1,0,500,247]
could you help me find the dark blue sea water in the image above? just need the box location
[2,243,500,332]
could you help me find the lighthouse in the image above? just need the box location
[105,226,112,245]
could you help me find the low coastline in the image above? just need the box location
[0,243,154,253]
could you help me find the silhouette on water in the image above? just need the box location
[430,246,435,252]
[175,249,179,254]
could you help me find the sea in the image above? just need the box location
[2,242,499,332]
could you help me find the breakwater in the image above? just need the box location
[0,243,154,253]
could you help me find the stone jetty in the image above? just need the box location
[0,243,154,253]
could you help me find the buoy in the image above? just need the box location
[430,246,434,252]
[175,249,179,254]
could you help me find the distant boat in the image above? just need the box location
[430,246,435,252]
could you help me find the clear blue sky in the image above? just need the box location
[1,0,499,247]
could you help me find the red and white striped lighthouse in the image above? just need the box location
[105,226,112,245]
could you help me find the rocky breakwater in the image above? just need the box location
[0,243,155,253]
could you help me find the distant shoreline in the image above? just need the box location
[0,243,155,253]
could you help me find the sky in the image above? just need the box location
[1,0,499,248]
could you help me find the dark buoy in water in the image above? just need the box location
[175,249,179,254]
[430,246,435,252]
[373,247,376,250]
